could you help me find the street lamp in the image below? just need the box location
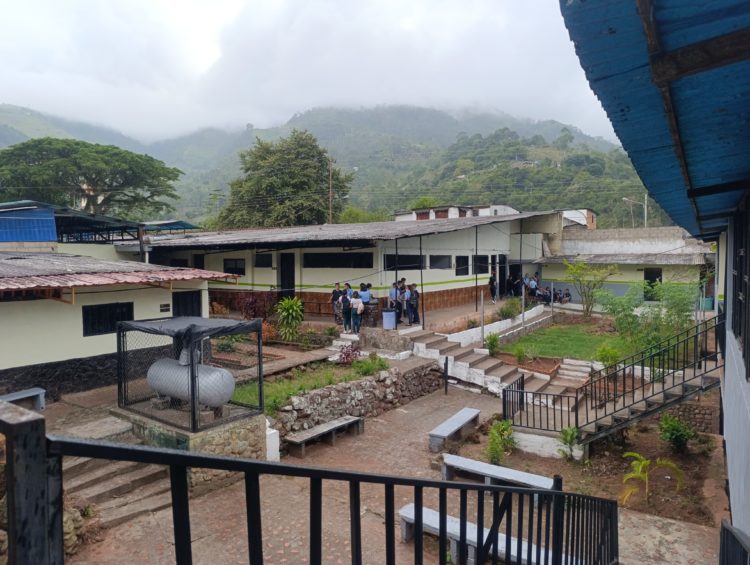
[622,195,648,228]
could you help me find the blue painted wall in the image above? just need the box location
[0,208,56,242]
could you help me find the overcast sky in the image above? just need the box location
[0,0,616,142]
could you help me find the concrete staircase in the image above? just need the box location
[409,331,554,397]
[62,416,171,528]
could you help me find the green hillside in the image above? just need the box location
[0,103,658,227]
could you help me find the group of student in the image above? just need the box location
[330,282,375,334]
[388,278,420,326]
[504,272,572,304]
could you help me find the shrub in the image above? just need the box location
[497,298,522,320]
[275,296,304,341]
[557,426,579,461]
[484,333,500,356]
[595,344,620,369]
[651,368,665,383]
[658,414,696,453]
[210,301,230,316]
[619,451,683,505]
[324,326,339,337]
[467,318,478,329]
[352,356,389,376]
[216,334,242,352]
[485,420,516,465]
[338,343,361,365]
[511,343,539,364]
[261,320,277,341]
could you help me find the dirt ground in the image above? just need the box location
[461,420,728,527]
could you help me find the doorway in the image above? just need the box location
[279,253,295,298]
[172,290,202,317]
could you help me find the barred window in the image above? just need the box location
[455,256,469,276]
[384,254,424,271]
[223,258,246,275]
[82,302,134,336]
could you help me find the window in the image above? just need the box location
[384,254,424,271]
[193,254,205,269]
[416,211,430,220]
[430,255,452,270]
[455,256,469,276]
[173,290,202,317]
[82,302,134,336]
[223,258,246,275]
[303,252,373,269]
[254,254,272,268]
[472,255,489,274]
[170,258,189,268]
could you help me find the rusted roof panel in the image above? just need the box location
[535,254,706,266]
[0,252,228,290]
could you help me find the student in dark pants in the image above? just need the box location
[341,293,352,333]
[408,284,420,325]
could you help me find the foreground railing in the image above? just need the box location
[0,400,618,565]
[720,520,750,565]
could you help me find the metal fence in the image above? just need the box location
[117,322,263,432]
[0,400,619,565]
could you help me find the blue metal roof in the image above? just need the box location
[560,0,750,237]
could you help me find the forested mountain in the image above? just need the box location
[0,103,661,228]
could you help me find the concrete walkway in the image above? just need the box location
[69,387,719,564]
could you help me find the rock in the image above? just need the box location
[0,495,6,530]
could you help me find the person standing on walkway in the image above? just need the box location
[401,284,412,325]
[341,291,352,333]
[350,291,364,334]
[488,270,497,304]
[408,283,420,325]
[331,282,344,324]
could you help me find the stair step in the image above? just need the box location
[448,346,477,361]
[73,464,168,505]
[434,341,460,354]
[557,368,591,379]
[563,358,593,367]
[398,326,424,336]
[96,477,170,513]
[338,333,359,342]
[459,353,488,367]
[548,377,585,390]
[416,334,446,346]
[65,460,145,493]
[64,416,133,441]
[99,490,173,529]
[63,456,111,481]
[473,358,505,372]
[523,377,547,393]
[487,365,518,381]
[539,385,566,396]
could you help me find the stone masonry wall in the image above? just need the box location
[125,411,267,488]
[274,363,440,440]
[358,328,415,352]
[663,395,720,434]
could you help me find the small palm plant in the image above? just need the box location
[619,451,684,505]
[275,296,304,342]
[557,426,579,461]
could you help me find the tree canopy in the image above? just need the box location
[0,137,181,219]
[218,130,352,228]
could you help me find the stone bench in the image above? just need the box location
[442,454,556,490]
[400,503,569,565]
[428,407,480,453]
[0,387,46,411]
[285,415,364,457]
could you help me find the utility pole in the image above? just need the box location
[328,158,333,224]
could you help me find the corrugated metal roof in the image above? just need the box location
[0,252,228,290]
[535,253,706,266]
[559,1,750,237]
[128,211,559,250]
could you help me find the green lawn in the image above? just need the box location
[499,324,634,361]
[233,357,388,415]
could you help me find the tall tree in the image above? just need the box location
[218,130,352,228]
[0,137,180,219]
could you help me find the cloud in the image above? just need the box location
[0,0,615,141]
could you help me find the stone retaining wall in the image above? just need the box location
[358,328,415,352]
[664,399,719,434]
[273,363,440,440]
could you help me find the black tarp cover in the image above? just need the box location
[119,317,261,346]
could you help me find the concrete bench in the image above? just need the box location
[442,454,556,490]
[285,415,364,457]
[0,387,46,411]
[428,408,480,453]
[400,503,568,565]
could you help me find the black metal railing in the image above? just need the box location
[506,315,724,438]
[0,400,619,565]
[503,387,580,433]
[720,520,750,565]
[502,373,525,420]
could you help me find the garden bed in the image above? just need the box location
[494,352,560,374]
[460,420,726,526]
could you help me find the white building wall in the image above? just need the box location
[0,280,206,369]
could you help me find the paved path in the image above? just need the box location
[69,387,719,564]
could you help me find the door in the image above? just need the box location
[497,254,508,295]
[172,290,202,317]
[279,253,295,298]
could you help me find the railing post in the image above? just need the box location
[444,356,449,395]
[0,400,56,564]
[550,475,565,565]
[574,389,579,430]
